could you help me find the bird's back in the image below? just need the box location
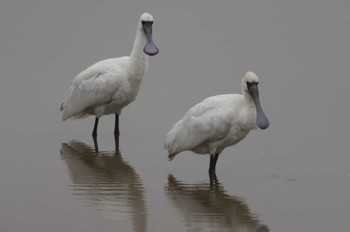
[61,57,130,120]
[72,57,129,85]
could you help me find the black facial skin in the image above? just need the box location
[142,21,159,56]
[247,82,270,129]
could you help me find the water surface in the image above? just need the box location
[1,0,350,231]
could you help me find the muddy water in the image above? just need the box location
[1,1,350,231]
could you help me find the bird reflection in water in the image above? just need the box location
[92,132,119,153]
[165,174,269,232]
[60,140,147,232]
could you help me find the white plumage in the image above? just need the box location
[164,72,269,172]
[60,12,158,137]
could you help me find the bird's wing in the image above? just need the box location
[165,95,233,154]
[61,59,126,120]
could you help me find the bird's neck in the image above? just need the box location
[129,28,149,78]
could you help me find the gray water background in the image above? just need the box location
[1,0,350,231]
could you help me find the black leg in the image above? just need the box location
[209,171,218,187]
[114,134,120,152]
[92,135,99,153]
[114,114,120,151]
[114,114,120,137]
[209,153,220,173]
[92,117,99,137]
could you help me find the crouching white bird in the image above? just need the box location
[164,72,269,173]
[60,12,159,138]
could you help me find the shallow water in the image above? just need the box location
[1,1,350,231]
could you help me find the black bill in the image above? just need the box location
[248,82,270,130]
[142,21,159,56]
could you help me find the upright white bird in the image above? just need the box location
[164,72,269,173]
[60,12,159,139]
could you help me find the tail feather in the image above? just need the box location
[164,122,181,155]
[60,86,85,121]
[168,153,176,161]
[60,93,88,121]
[164,120,192,158]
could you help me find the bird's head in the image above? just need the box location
[139,12,159,56]
[242,71,259,92]
[242,71,269,130]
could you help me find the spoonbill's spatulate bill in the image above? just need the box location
[164,72,269,173]
[60,12,159,139]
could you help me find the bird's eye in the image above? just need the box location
[141,20,153,25]
[247,81,258,87]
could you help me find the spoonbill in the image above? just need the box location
[164,72,269,173]
[60,12,159,140]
